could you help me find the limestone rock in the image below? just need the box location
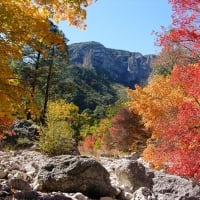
[2,119,39,149]
[115,159,154,191]
[152,171,200,200]
[132,187,156,200]
[9,178,32,191]
[36,155,118,199]
[112,158,200,200]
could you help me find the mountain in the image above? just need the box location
[68,41,156,88]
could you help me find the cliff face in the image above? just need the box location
[69,41,156,88]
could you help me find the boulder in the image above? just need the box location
[11,119,39,138]
[13,191,73,200]
[0,184,12,199]
[113,159,200,200]
[3,119,39,148]
[115,159,154,191]
[132,187,156,200]
[36,155,118,199]
[152,171,200,200]
[9,178,32,191]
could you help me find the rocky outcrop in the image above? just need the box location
[0,150,200,200]
[69,41,156,88]
[2,119,39,149]
[36,155,118,199]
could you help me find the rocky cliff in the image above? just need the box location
[69,41,156,88]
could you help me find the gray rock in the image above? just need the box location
[132,187,156,200]
[69,41,155,88]
[0,169,8,179]
[0,184,12,198]
[36,155,118,199]
[113,159,200,200]
[13,190,39,200]
[115,159,154,191]
[152,172,200,200]
[2,119,39,148]
[73,192,89,200]
[11,119,39,139]
[13,191,73,200]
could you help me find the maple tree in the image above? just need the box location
[79,105,150,156]
[127,0,200,181]
[0,0,95,58]
[108,107,150,154]
[157,0,200,60]
[0,0,96,120]
[127,63,200,181]
[0,64,39,119]
[152,46,196,76]
[0,117,14,140]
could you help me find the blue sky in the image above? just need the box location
[58,0,172,55]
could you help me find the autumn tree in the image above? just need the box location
[157,0,200,61]
[79,102,150,156]
[0,0,96,121]
[127,63,200,181]
[0,0,95,61]
[108,107,150,154]
[152,46,196,76]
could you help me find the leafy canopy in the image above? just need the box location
[0,0,96,118]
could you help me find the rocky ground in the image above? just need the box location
[0,119,200,200]
[0,150,200,200]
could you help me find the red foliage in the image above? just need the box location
[78,134,97,151]
[158,0,200,58]
[0,117,14,139]
[146,0,200,181]
[108,107,150,153]
[108,107,135,152]
[152,64,200,181]
[171,64,200,99]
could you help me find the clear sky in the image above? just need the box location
[58,0,172,55]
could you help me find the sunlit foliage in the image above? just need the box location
[127,63,200,181]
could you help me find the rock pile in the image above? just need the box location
[0,150,200,200]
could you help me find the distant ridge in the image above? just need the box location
[69,41,156,88]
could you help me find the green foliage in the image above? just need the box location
[56,65,127,114]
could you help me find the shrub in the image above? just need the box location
[37,100,75,156]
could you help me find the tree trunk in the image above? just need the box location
[40,47,55,124]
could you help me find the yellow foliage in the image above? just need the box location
[37,100,80,156]
[0,65,39,119]
[0,0,96,118]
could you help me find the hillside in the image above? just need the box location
[56,64,127,112]
[55,41,156,114]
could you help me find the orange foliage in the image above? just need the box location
[127,63,200,181]
[0,117,15,139]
